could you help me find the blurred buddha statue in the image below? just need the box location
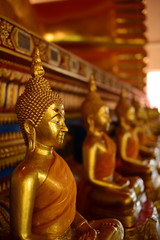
[115,90,160,201]
[133,98,160,179]
[146,107,160,136]
[10,48,124,240]
[132,98,157,150]
[80,75,152,233]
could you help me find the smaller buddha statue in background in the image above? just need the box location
[132,98,160,178]
[115,90,160,201]
[81,75,148,230]
[10,48,124,240]
[132,98,157,150]
[146,107,160,136]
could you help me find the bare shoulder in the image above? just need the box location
[11,160,39,186]
[123,132,132,140]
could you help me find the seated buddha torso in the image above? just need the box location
[83,133,116,181]
[11,150,77,239]
[117,126,141,160]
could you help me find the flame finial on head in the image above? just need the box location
[132,96,140,110]
[89,74,97,92]
[31,47,45,78]
[121,88,126,98]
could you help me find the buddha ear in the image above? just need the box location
[87,114,94,133]
[24,119,35,134]
[24,119,36,152]
[87,114,93,124]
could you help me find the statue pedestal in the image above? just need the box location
[117,160,160,202]
[77,179,160,240]
[125,200,160,240]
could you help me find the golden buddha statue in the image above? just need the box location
[146,107,160,136]
[115,91,160,201]
[9,48,124,240]
[79,75,160,239]
[132,98,157,150]
[132,99,160,172]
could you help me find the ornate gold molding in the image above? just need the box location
[0,15,146,101]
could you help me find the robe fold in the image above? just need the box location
[32,151,77,238]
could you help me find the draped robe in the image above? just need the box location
[95,134,116,180]
[32,151,77,238]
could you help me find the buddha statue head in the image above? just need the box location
[81,74,110,134]
[16,48,68,151]
[132,97,147,122]
[116,89,135,125]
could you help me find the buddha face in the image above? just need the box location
[137,108,147,121]
[126,107,135,123]
[94,105,110,131]
[35,103,68,147]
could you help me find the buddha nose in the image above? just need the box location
[62,123,68,132]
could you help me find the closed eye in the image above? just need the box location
[51,120,60,124]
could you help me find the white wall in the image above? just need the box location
[146,0,160,71]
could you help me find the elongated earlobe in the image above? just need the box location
[24,119,36,152]
[87,115,94,134]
